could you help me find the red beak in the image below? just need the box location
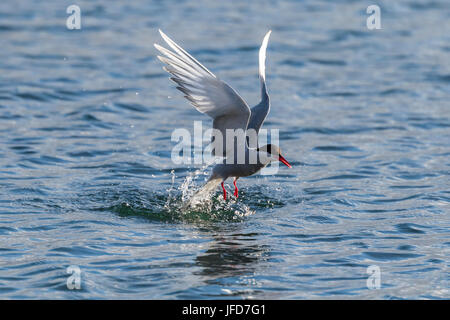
[278,155,292,168]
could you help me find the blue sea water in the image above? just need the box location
[0,0,449,299]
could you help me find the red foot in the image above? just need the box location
[233,179,238,198]
[221,182,227,200]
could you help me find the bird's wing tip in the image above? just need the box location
[159,29,170,41]
[263,30,272,42]
[160,29,171,40]
[258,30,272,83]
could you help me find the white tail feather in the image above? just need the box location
[185,177,222,207]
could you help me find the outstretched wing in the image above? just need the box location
[155,30,251,157]
[247,30,271,148]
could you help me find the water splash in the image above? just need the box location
[164,169,177,210]
[162,165,255,220]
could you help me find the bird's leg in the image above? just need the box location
[233,177,239,198]
[221,181,227,200]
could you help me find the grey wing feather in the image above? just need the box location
[155,30,251,157]
[247,31,272,148]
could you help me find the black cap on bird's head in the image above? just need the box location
[257,144,292,168]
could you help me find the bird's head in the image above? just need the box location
[257,144,292,168]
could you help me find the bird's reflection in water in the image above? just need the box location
[194,225,270,279]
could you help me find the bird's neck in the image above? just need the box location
[248,148,272,166]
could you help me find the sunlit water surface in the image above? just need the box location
[0,0,449,299]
